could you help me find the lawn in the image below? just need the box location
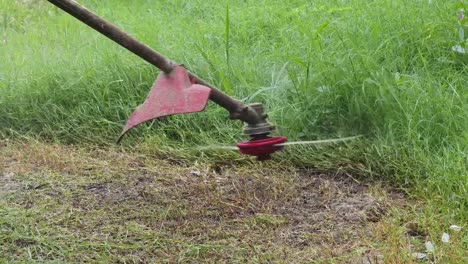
[0,0,467,262]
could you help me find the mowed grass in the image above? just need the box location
[0,0,467,262]
[0,139,456,263]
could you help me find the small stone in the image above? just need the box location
[449,225,461,232]
[189,170,200,176]
[425,241,434,253]
[412,252,427,260]
[452,45,466,54]
[441,232,450,243]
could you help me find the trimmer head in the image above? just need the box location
[237,136,287,160]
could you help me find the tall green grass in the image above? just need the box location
[0,0,466,223]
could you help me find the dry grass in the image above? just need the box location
[1,139,412,263]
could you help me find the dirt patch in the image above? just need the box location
[278,171,401,251]
[0,172,23,197]
[166,167,405,260]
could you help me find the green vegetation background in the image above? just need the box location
[1,0,466,239]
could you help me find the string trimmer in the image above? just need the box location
[46,0,360,160]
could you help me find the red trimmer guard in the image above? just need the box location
[237,136,287,160]
[118,66,211,142]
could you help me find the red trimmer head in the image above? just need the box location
[237,136,287,160]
